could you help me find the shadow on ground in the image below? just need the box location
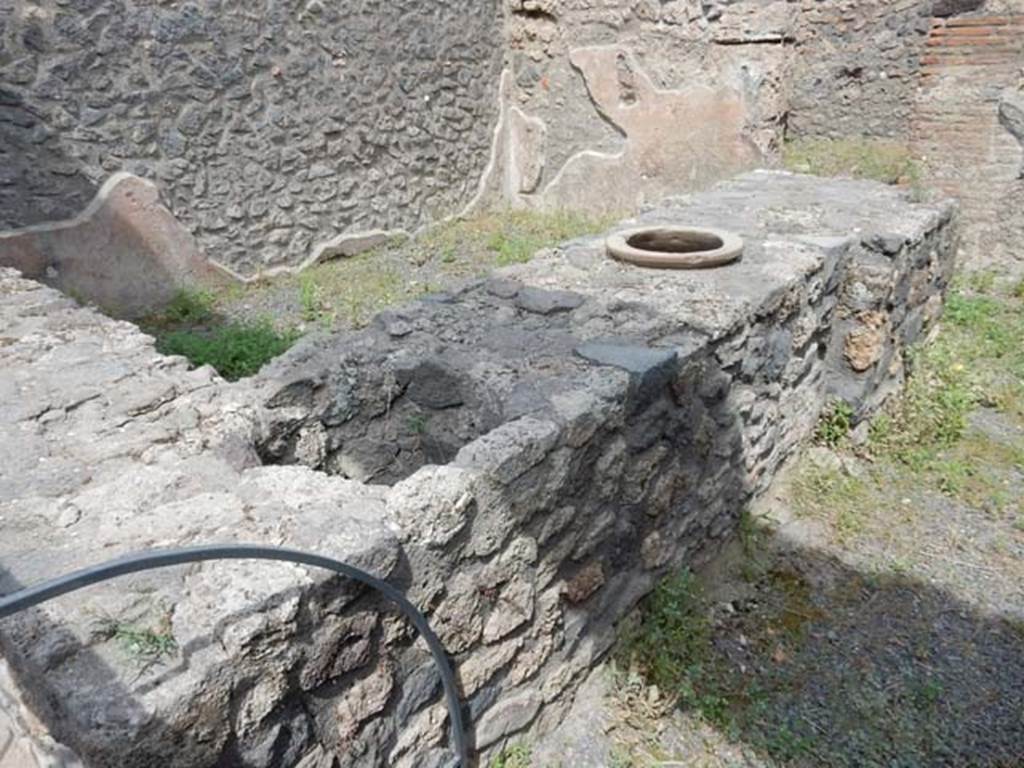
[612,522,1024,768]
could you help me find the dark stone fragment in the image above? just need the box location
[468,683,500,721]
[485,277,521,299]
[265,378,318,410]
[395,358,464,409]
[22,23,46,53]
[516,286,584,315]
[932,0,986,17]
[576,341,679,408]
[0,106,36,128]
[764,328,793,381]
[235,707,312,768]
[335,438,400,481]
[396,661,441,722]
[866,232,906,256]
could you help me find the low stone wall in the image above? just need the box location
[0,172,955,767]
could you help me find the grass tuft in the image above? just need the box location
[293,249,407,328]
[298,273,322,323]
[425,208,620,269]
[141,289,217,330]
[616,571,721,720]
[870,278,1024,471]
[791,463,874,542]
[782,137,921,188]
[140,289,299,380]
[794,275,1023,533]
[266,208,619,331]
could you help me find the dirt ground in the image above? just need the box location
[216,209,616,333]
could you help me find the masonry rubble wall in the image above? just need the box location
[0,172,956,767]
[787,0,936,140]
[0,0,504,277]
[911,7,1024,272]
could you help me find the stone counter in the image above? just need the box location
[0,172,956,767]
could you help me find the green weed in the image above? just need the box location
[425,209,619,271]
[962,270,999,295]
[489,744,532,768]
[287,250,408,328]
[913,678,945,710]
[870,280,1024,466]
[407,412,430,434]
[607,747,638,768]
[112,625,176,661]
[142,289,216,329]
[790,463,873,542]
[157,321,299,381]
[815,400,855,448]
[298,274,322,322]
[217,208,618,332]
[95,613,176,668]
[925,435,1023,515]
[617,564,827,761]
[616,571,724,723]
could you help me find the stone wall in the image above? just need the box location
[2,0,800,281]
[0,0,503,276]
[784,0,1024,272]
[911,9,1024,272]
[0,173,956,767]
[787,0,934,139]
[3,0,1014,285]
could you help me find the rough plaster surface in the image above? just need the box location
[0,0,503,276]
[491,1,794,212]
[0,173,956,767]
[538,47,759,211]
[0,173,225,317]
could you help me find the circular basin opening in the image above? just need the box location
[606,226,743,269]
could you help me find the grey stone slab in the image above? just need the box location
[575,341,679,406]
[515,286,585,315]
